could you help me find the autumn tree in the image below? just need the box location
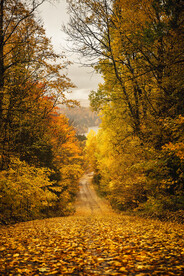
[0,0,85,224]
[69,0,184,216]
[0,101,84,224]
[46,111,84,215]
[0,0,75,169]
[0,158,57,223]
[65,0,184,145]
[0,0,45,124]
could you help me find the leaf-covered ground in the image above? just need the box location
[0,174,184,275]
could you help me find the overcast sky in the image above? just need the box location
[38,0,102,105]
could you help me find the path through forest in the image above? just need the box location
[75,172,111,215]
[0,173,184,275]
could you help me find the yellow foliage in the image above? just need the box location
[0,158,57,222]
[163,142,184,160]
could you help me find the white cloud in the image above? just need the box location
[38,0,102,104]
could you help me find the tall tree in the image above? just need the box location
[0,0,45,123]
[69,0,184,215]
[0,0,75,168]
[65,0,184,144]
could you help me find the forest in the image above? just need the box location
[65,0,184,220]
[0,0,84,224]
[0,1,184,275]
[0,0,184,225]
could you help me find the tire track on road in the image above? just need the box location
[75,172,110,215]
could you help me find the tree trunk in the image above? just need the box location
[0,0,4,124]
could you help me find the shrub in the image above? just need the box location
[0,158,57,224]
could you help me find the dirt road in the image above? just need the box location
[0,173,184,275]
[75,172,110,214]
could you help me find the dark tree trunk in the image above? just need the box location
[0,0,4,123]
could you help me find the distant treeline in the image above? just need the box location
[60,107,101,134]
